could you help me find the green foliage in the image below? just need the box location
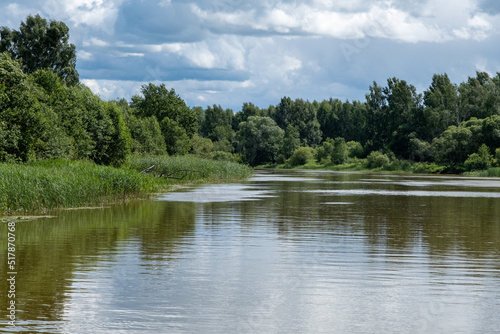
[280,124,301,160]
[366,151,390,168]
[495,148,500,166]
[133,83,198,155]
[0,15,78,85]
[464,144,492,171]
[201,104,234,142]
[211,151,235,162]
[0,52,45,161]
[408,135,432,162]
[0,53,133,166]
[160,117,191,155]
[431,126,473,168]
[127,115,166,155]
[191,135,213,158]
[346,141,364,158]
[332,137,348,165]
[422,73,458,140]
[315,138,335,164]
[233,102,262,129]
[236,116,284,166]
[274,97,322,146]
[288,147,315,166]
[213,139,233,153]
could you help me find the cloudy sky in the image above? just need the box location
[1,0,500,111]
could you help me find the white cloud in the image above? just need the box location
[159,38,246,70]
[41,0,122,31]
[191,0,498,43]
[453,14,493,40]
[82,38,109,47]
[78,50,93,60]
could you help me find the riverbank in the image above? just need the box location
[0,156,253,215]
[259,159,500,176]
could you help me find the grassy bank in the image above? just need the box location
[0,156,253,215]
[128,155,253,183]
[260,159,448,174]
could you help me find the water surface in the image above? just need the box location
[1,170,500,333]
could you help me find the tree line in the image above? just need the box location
[2,15,500,173]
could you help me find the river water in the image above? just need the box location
[1,170,500,333]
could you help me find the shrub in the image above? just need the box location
[366,151,390,169]
[288,147,315,166]
[464,144,492,171]
[346,141,364,158]
[332,137,348,165]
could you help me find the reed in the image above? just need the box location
[0,160,157,215]
[0,156,253,215]
[127,155,253,183]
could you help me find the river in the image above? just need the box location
[1,170,500,333]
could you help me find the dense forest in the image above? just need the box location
[2,15,500,173]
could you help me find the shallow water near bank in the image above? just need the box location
[1,170,500,333]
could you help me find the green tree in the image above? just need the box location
[423,73,459,140]
[134,83,197,155]
[365,81,389,151]
[384,77,424,158]
[0,52,45,161]
[160,117,191,155]
[280,124,300,160]
[431,125,473,169]
[0,15,78,85]
[274,96,294,129]
[236,116,284,166]
[135,83,198,137]
[458,72,500,122]
[201,104,234,143]
[117,99,166,155]
[233,102,261,130]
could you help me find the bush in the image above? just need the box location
[347,141,364,158]
[366,151,390,169]
[288,147,315,166]
[464,144,492,171]
[332,137,348,165]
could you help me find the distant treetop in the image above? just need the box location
[0,14,79,85]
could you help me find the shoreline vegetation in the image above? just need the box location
[0,156,253,216]
[259,160,500,177]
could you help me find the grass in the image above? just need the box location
[0,156,253,215]
[259,159,448,174]
[127,155,253,183]
[464,167,500,177]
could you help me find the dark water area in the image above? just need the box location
[1,170,500,333]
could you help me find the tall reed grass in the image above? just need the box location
[127,155,253,183]
[0,160,157,215]
[0,156,253,215]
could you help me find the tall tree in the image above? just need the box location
[384,77,423,157]
[236,116,284,166]
[0,15,79,85]
[422,73,459,140]
[134,83,198,155]
[365,81,388,151]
